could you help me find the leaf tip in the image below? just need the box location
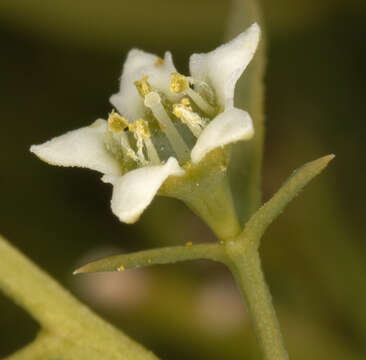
[73,266,86,275]
[315,153,335,171]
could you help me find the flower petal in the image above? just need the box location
[30,119,122,175]
[110,49,179,121]
[191,108,254,164]
[189,23,260,109]
[102,157,184,223]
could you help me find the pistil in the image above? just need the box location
[144,91,190,163]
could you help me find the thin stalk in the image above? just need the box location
[225,241,289,360]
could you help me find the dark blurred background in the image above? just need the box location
[0,0,365,359]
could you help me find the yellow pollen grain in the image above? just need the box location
[108,111,128,133]
[155,57,164,66]
[181,97,191,106]
[134,75,152,97]
[118,265,125,271]
[147,259,152,264]
[185,241,193,247]
[170,72,189,94]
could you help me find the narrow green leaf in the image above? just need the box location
[225,0,267,225]
[74,243,227,274]
[240,155,335,247]
[0,235,159,360]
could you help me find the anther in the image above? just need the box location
[108,110,128,133]
[144,92,190,163]
[170,72,189,94]
[134,75,152,98]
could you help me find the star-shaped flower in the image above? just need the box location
[31,23,260,230]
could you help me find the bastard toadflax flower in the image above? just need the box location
[31,23,260,240]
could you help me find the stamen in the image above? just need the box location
[185,88,215,116]
[172,104,206,137]
[129,119,160,165]
[107,110,139,163]
[144,92,190,163]
[128,120,148,166]
[134,75,152,98]
[170,72,215,116]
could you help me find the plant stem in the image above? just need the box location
[225,241,289,360]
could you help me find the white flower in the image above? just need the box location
[30,23,260,224]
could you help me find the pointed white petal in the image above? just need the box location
[102,157,184,223]
[191,108,254,164]
[30,119,122,175]
[110,49,179,121]
[189,23,260,109]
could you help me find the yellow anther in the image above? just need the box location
[108,110,128,133]
[155,57,164,66]
[185,241,193,247]
[118,265,125,271]
[129,119,151,139]
[170,72,189,94]
[134,75,152,98]
[147,258,152,264]
[172,104,184,119]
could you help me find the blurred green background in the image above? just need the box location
[1,0,365,359]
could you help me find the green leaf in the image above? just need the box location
[74,243,226,274]
[239,155,335,248]
[0,235,159,360]
[225,0,267,225]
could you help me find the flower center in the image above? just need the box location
[105,72,217,170]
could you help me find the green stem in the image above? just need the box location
[180,176,242,241]
[225,240,289,360]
